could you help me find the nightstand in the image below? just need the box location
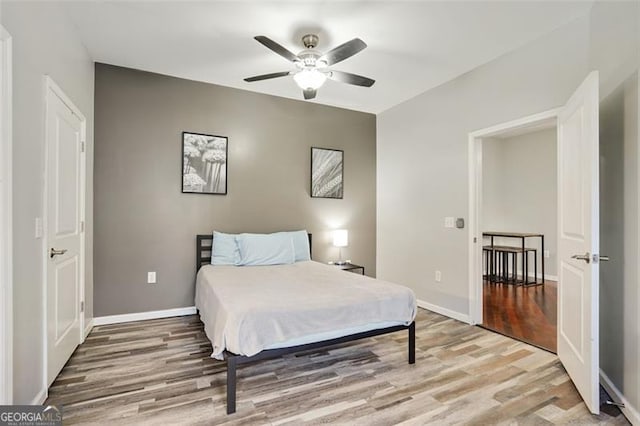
[333,262,365,275]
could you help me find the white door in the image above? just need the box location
[45,81,84,386]
[557,71,600,414]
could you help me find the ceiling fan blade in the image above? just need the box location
[303,89,317,100]
[328,70,375,87]
[244,71,291,82]
[254,36,299,63]
[320,38,367,66]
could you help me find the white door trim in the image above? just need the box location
[0,24,13,406]
[467,108,561,325]
[42,76,87,395]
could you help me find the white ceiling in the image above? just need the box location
[61,1,593,113]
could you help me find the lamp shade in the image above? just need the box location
[333,229,348,247]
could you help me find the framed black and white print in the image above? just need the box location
[182,132,228,194]
[311,147,344,199]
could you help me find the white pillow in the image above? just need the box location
[211,231,240,265]
[275,230,311,262]
[237,233,295,266]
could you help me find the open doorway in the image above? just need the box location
[469,73,602,414]
[480,124,557,352]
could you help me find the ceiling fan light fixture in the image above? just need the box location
[293,69,327,90]
[245,34,374,99]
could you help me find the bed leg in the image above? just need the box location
[226,355,237,414]
[408,322,415,364]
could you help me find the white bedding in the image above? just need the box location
[195,261,417,359]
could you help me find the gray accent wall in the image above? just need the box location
[1,2,95,404]
[482,129,557,277]
[94,63,376,317]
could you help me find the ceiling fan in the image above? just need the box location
[244,34,375,100]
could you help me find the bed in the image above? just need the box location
[194,234,417,414]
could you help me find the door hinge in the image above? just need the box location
[473,237,477,243]
[80,301,84,312]
[80,221,85,232]
[80,141,85,153]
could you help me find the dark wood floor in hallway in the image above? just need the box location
[483,280,557,353]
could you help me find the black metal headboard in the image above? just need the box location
[196,233,312,272]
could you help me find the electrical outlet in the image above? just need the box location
[444,217,455,228]
[435,270,442,282]
[147,271,156,284]
[544,250,550,258]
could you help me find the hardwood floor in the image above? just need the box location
[483,279,558,353]
[45,308,627,425]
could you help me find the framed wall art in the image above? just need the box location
[182,132,228,195]
[311,147,343,199]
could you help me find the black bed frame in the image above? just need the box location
[196,233,416,414]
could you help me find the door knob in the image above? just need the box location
[571,253,591,263]
[50,248,68,259]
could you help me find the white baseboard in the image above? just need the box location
[600,369,640,425]
[83,318,93,339]
[417,299,471,324]
[93,306,197,326]
[30,387,46,405]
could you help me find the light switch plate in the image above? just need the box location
[435,270,442,282]
[147,271,156,284]
[444,217,455,228]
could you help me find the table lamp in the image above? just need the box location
[333,229,348,265]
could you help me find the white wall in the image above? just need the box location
[0,23,12,406]
[482,128,557,277]
[590,0,640,421]
[599,71,639,425]
[377,15,589,317]
[378,0,639,420]
[0,1,94,404]
[481,138,503,236]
